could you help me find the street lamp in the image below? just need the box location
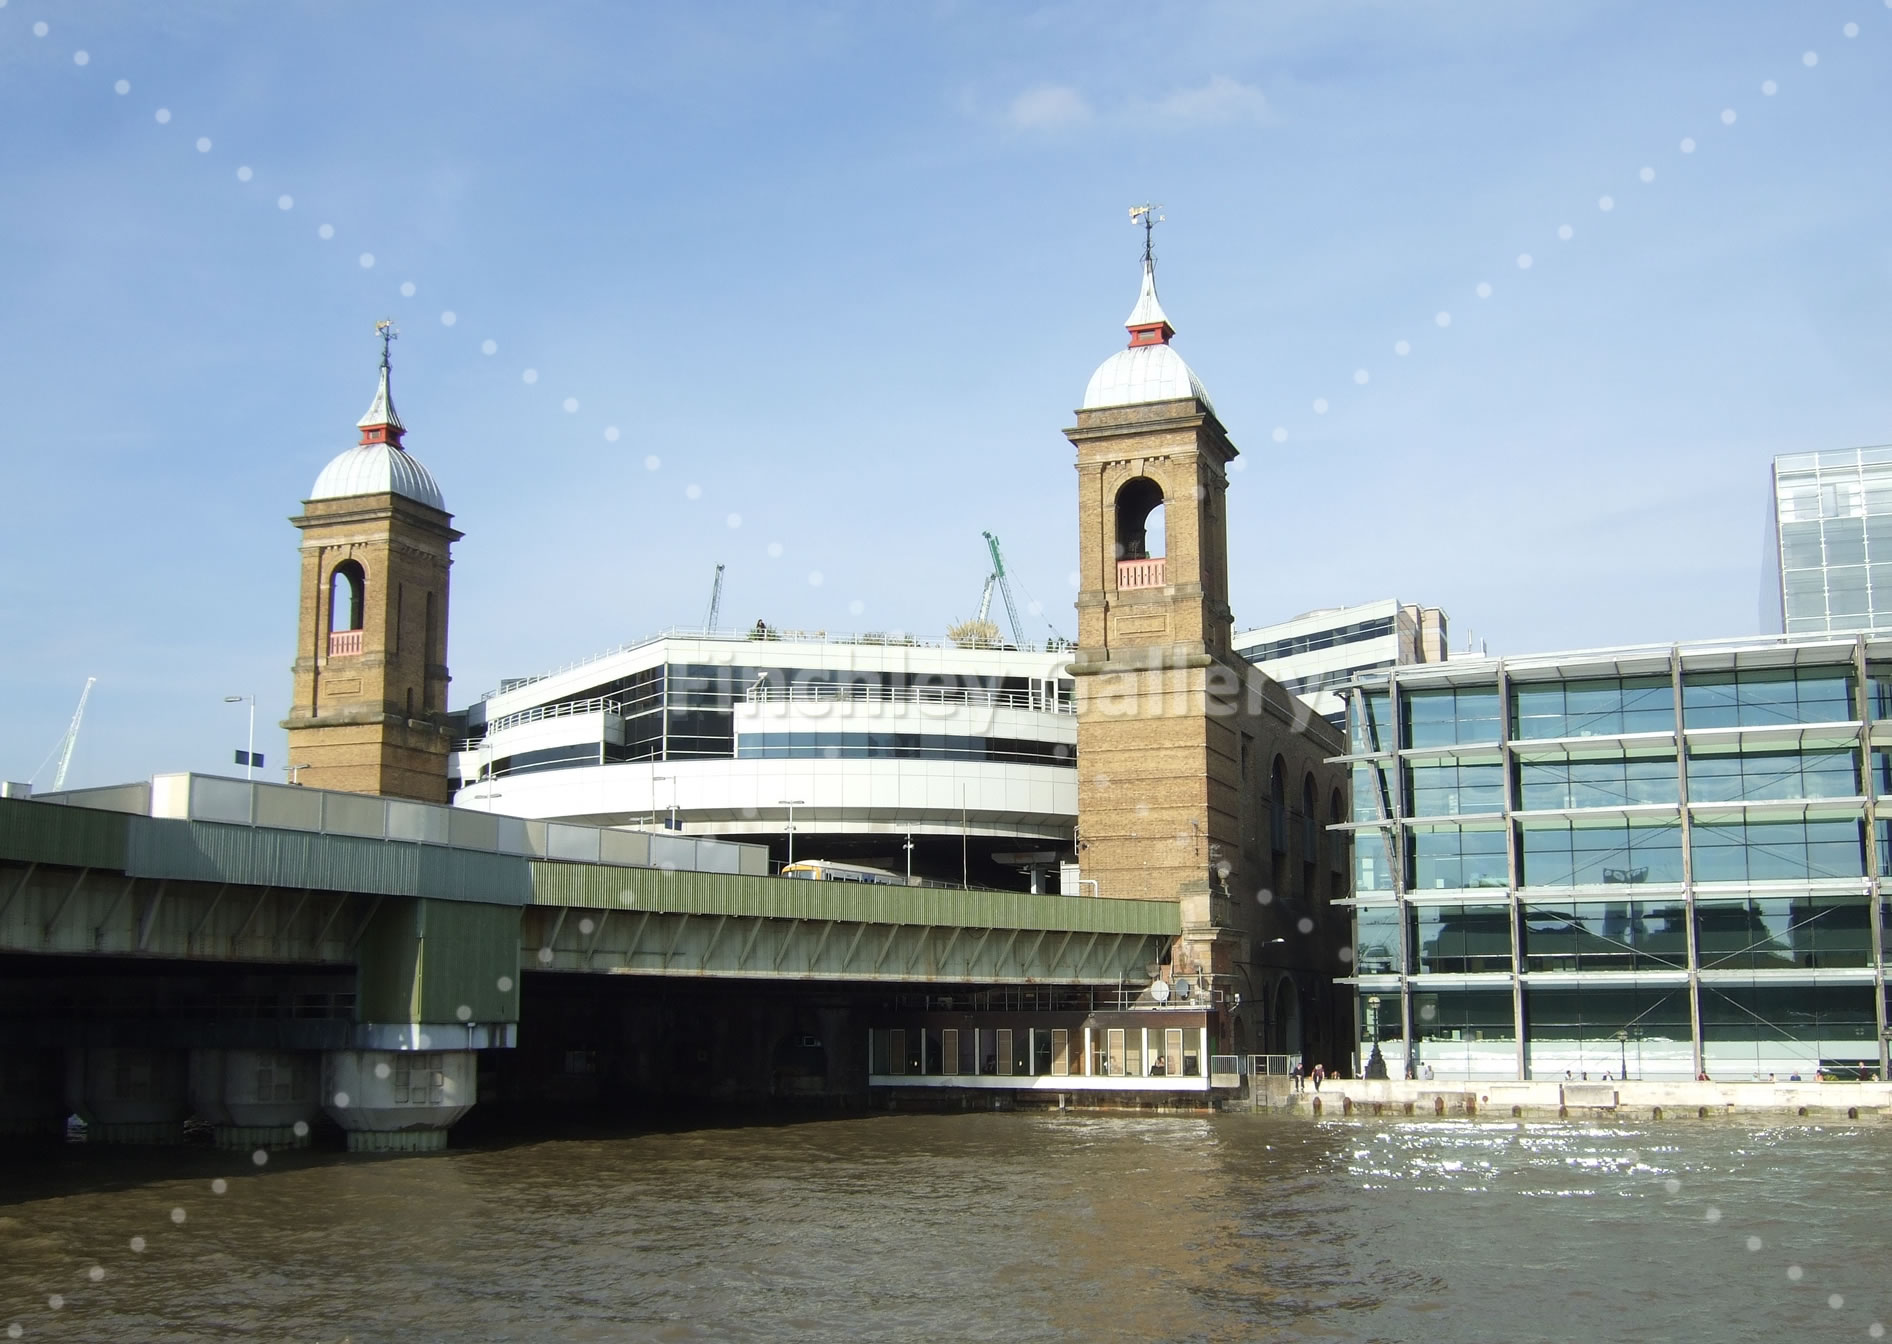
[223,695,257,780]
[1614,1029,1629,1081]
[903,833,914,884]
[779,799,804,867]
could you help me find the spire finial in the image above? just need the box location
[1129,203,1163,266]
[1123,205,1174,347]
[358,320,406,447]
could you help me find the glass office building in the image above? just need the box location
[1338,635,1891,1082]
[1770,446,1892,636]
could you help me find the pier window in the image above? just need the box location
[1105,1028,1125,1077]
[1518,817,1683,887]
[1162,1028,1185,1078]
[1410,903,1513,973]
[1689,818,1865,883]
[1682,667,1854,729]
[1511,675,1673,740]
[995,1028,1014,1076]
[1521,900,1689,972]
[1050,1029,1071,1076]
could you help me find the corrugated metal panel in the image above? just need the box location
[527,862,1179,934]
[126,819,529,906]
[0,797,128,870]
[415,900,521,1023]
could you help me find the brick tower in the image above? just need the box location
[283,327,460,801]
[1065,222,1264,994]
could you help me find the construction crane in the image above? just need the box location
[976,573,996,624]
[982,532,1025,649]
[704,564,725,631]
[49,677,96,791]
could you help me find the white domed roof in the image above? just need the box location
[1082,343,1215,413]
[309,442,446,511]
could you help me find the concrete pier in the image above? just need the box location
[1265,1077,1892,1122]
[322,1049,475,1152]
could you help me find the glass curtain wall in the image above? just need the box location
[1341,647,1890,1082]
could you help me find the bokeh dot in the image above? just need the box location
[1803,51,1819,67]
[441,310,457,326]
[277,195,294,211]
[1352,369,1369,385]
[1558,224,1573,240]
[727,513,742,529]
[563,396,579,413]
[644,454,661,471]
[114,79,130,94]
[400,280,416,297]
[1272,427,1288,442]
[1476,282,1491,298]
[1664,1178,1681,1194]
[481,339,497,355]
[251,1149,269,1168]
[455,1004,473,1021]
[1788,1265,1804,1282]
[1640,166,1656,182]
[196,136,212,153]
[1393,340,1410,356]
[87,1266,104,1283]
[1434,311,1451,327]
[1312,398,1329,414]
[769,542,785,558]
[211,1178,228,1195]
[603,426,619,441]
[1830,1294,1845,1310]
[1844,21,1859,37]
[1746,1235,1764,1252]
[154,108,170,124]
[522,368,538,384]
[237,165,253,182]
[808,570,825,587]
[685,483,702,500]
[1599,195,1615,211]
[1517,254,1534,269]
[129,1236,146,1252]
[1681,137,1696,153]
[359,252,375,269]
[1720,108,1736,125]
[318,223,334,240]
[170,1206,187,1224]
[1762,80,1778,96]
[73,49,89,65]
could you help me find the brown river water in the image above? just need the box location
[0,1112,1886,1343]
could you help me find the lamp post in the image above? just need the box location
[779,799,804,867]
[1615,1029,1629,1081]
[223,695,255,780]
[903,833,914,885]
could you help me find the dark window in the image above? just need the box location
[329,561,365,633]
[1114,477,1165,561]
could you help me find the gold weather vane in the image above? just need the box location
[1129,203,1165,264]
[375,318,399,369]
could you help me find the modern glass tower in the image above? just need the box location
[1770,446,1892,636]
[1337,634,1890,1082]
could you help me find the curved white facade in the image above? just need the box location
[451,633,1077,887]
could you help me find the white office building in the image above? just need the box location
[451,630,1077,890]
[1236,598,1448,727]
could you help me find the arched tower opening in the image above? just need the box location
[1114,476,1165,562]
[329,561,365,655]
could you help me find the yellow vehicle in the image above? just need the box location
[781,860,907,886]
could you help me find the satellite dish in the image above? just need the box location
[1150,980,1171,1004]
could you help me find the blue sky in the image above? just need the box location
[2,1,1888,788]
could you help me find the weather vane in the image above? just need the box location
[1128,203,1165,264]
[375,318,398,369]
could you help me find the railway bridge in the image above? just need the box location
[0,775,1175,1150]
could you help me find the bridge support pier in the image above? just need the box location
[66,1047,188,1144]
[189,1049,320,1150]
[322,1049,475,1153]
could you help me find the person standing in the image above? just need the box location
[1311,1063,1325,1093]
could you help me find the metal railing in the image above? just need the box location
[481,626,1076,700]
[1117,557,1166,590]
[744,683,1073,714]
[328,630,362,657]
